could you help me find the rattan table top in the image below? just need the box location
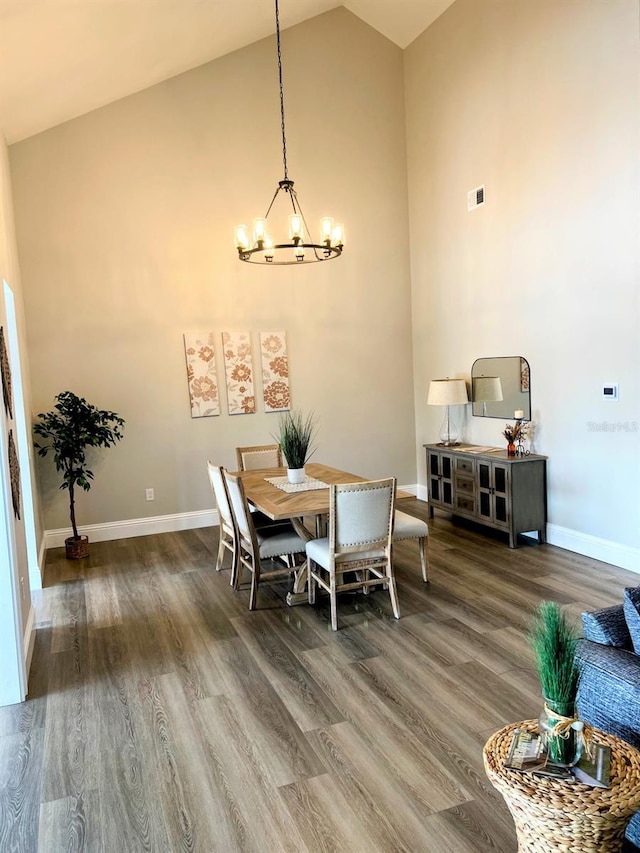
[484,720,640,818]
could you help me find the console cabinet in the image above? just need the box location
[425,444,547,548]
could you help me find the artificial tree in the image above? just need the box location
[33,391,125,558]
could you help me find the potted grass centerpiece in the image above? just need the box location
[529,600,584,766]
[274,409,316,484]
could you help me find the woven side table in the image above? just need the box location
[483,720,640,853]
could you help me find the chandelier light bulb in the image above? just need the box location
[235,225,250,250]
[294,244,305,261]
[263,237,274,262]
[332,223,344,247]
[253,217,267,244]
[320,217,334,243]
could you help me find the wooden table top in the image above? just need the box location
[234,462,413,521]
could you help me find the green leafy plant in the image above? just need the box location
[33,391,125,540]
[529,600,581,704]
[274,409,317,469]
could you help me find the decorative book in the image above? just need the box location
[505,730,611,788]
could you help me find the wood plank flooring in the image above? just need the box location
[1,504,639,852]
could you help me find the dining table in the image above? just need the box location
[233,462,413,605]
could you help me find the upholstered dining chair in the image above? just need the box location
[236,444,282,471]
[306,477,398,631]
[207,461,240,586]
[224,471,307,610]
[393,511,430,582]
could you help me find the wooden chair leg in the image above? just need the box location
[387,561,400,619]
[249,559,259,610]
[308,561,316,605]
[216,532,228,572]
[419,537,429,583]
[329,570,338,631]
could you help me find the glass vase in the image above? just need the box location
[538,698,583,767]
[507,443,516,457]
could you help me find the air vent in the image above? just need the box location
[468,185,485,211]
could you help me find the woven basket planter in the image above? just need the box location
[65,535,89,560]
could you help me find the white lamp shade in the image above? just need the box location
[473,376,503,402]
[427,378,469,406]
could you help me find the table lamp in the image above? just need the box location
[473,375,503,416]
[427,378,469,446]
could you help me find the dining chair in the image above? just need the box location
[305,477,398,631]
[206,461,239,586]
[236,444,282,471]
[393,511,430,582]
[224,471,307,610]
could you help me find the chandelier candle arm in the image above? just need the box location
[235,0,344,265]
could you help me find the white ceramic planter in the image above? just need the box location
[287,467,305,485]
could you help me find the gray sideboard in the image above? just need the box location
[424,444,547,548]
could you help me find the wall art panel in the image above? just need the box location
[222,331,256,415]
[260,331,290,412]
[183,332,220,418]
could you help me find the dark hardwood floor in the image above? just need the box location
[2,502,638,852]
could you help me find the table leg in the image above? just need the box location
[286,516,315,607]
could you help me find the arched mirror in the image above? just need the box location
[471,356,531,420]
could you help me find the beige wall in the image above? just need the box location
[406,0,639,555]
[9,8,416,532]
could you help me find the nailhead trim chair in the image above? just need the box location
[224,471,307,610]
[306,478,399,631]
[236,444,283,471]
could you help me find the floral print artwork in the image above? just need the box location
[184,332,220,418]
[1,326,14,420]
[222,331,256,415]
[260,331,290,412]
[8,429,20,520]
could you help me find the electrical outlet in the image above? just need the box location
[145,488,155,501]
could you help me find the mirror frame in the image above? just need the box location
[471,356,531,420]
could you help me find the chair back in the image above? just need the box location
[207,462,234,531]
[236,444,282,471]
[330,478,396,558]
[224,471,255,544]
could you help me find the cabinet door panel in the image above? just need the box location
[478,462,491,490]
[443,481,453,506]
[442,456,452,479]
[495,495,509,525]
[494,466,507,494]
[430,477,440,503]
[429,453,440,476]
[479,491,491,518]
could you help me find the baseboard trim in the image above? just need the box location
[42,496,637,575]
[44,509,219,549]
[542,523,639,574]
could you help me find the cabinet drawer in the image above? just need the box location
[455,457,475,475]
[455,476,475,495]
[455,495,475,514]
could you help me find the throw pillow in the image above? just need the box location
[623,586,640,655]
[582,604,632,649]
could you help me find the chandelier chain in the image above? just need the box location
[275,0,288,181]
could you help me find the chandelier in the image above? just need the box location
[235,0,344,264]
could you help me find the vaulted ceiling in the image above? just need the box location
[0,0,455,143]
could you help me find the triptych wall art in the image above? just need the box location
[183,331,290,418]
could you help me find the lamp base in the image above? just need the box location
[437,440,461,447]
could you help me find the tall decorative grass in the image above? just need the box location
[529,600,580,704]
[274,410,317,470]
